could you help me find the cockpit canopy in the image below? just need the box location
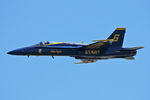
[38,41,50,45]
[35,41,86,47]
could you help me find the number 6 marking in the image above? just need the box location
[113,34,120,42]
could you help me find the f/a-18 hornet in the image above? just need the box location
[8,28,144,64]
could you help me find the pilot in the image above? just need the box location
[39,42,43,45]
[44,41,50,45]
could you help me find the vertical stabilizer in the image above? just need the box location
[107,28,126,47]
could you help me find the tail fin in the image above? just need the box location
[107,28,126,47]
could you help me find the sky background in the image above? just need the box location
[0,0,150,100]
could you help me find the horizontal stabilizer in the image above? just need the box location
[124,56,135,60]
[117,47,144,52]
[128,47,144,50]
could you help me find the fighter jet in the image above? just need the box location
[7,28,144,64]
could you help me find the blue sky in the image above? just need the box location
[0,0,150,100]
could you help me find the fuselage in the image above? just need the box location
[7,28,144,64]
[7,42,137,59]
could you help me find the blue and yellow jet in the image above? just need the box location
[7,28,144,64]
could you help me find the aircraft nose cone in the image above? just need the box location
[7,48,25,55]
[7,51,12,54]
[7,50,18,55]
[7,47,35,55]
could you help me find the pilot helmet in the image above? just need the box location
[44,41,50,44]
[40,42,43,45]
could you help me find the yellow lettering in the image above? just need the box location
[85,50,100,54]
[50,50,62,54]
[113,34,120,42]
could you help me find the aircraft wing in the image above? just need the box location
[81,39,114,49]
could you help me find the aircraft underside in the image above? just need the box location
[72,55,135,64]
